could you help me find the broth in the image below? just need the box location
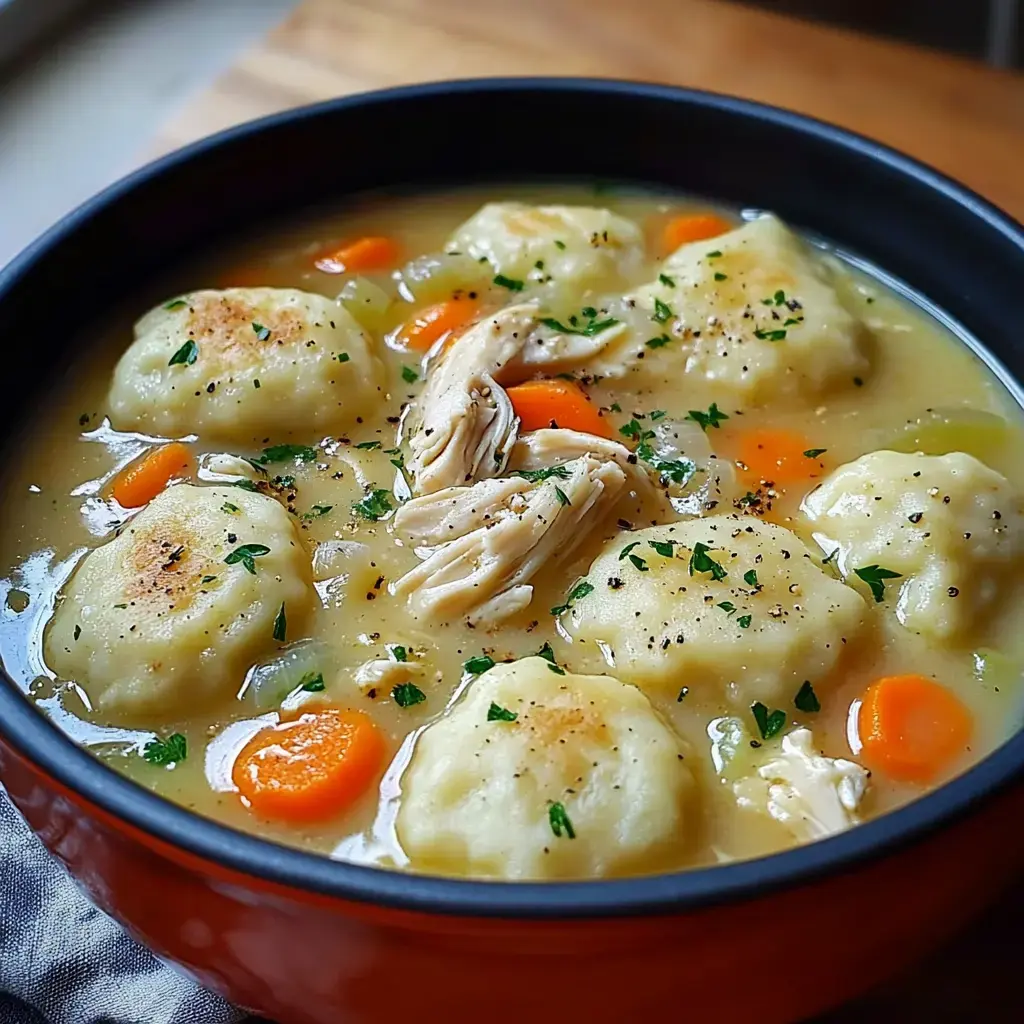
[2,184,1021,878]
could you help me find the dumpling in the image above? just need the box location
[801,449,1024,639]
[396,657,692,879]
[447,202,644,297]
[46,484,315,723]
[566,516,866,704]
[109,288,384,441]
[600,215,866,402]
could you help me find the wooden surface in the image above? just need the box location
[152,2,1024,1021]
[153,0,1024,219]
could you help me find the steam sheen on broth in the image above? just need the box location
[1,185,1022,880]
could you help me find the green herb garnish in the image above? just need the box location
[652,297,673,323]
[628,554,649,572]
[854,564,903,603]
[163,298,188,310]
[754,328,787,342]
[554,486,571,507]
[260,444,317,464]
[646,334,671,349]
[737,615,752,629]
[619,541,641,560]
[514,465,571,483]
[551,579,595,616]
[392,682,426,708]
[299,671,325,693]
[548,802,576,839]
[338,352,350,363]
[751,702,786,740]
[688,542,727,581]
[635,443,695,485]
[743,569,758,587]
[718,601,737,615]
[391,646,408,663]
[648,540,676,557]
[224,543,271,575]
[168,340,198,367]
[649,410,667,421]
[401,365,419,384]
[273,602,287,642]
[143,733,187,767]
[686,403,729,432]
[355,441,381,450]
[352,489,393,521]
[539,309,620,337]
[300,504,333,522]
[658,273,675,287]
[488,702,518,722]
[252,322,271,342]
[464,654,496,676]
[714,272,728,281]
[794,681,820,713]
[221,502,240,514]
[803,449,827,459]
[493,274,524,291]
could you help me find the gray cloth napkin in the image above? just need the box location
[0,785,248,1024]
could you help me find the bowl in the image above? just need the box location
[1,79,1023,1024]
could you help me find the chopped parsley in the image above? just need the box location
[554,486,571,507]
[548,802,576,839]
[224,543,271,575]
[338,352,350,363]
[714,272,728,281]
[649,410,667,421]
[231,479,260,492]
[554,239,566,250]
[252,322,271,342]
[794,681,820,713]
[658,273,675,287]
[652,297,673,323]
[539,308,620,337]
[743,569,758,587]
[706,249,723,258]
[392,682,426,708]
[688,542,727,581]
[648,540,676,557]
[487,702,518,722]
[391,646,408,663]
[628,553,649,572]
[686,403,729,432]
[609,402,622,413]
[646,334,672,349]
[534,642,558,664]
[551,579,595,616]
[619,541,641,560]
[493,274,524,291]
[273,602,287,642]
[464,654,496,676]
[751,701,786,740]
[619,418,653,442]
[220,502,240,514]
[636,443,695,486]
[143,733,187,767]
[163,298,188,310]
[803,448,827,459]
[352,489,393,521]
[300,504,333,522]
[168,340,198,367]
[547,663,566,676]
[737,614,752,629]
[356,441,382,450]
[201,575,217,584]
[718,601,737,615]
[299,671,325,692]
[259,444,317,464]
[401,365,419,384]
[514,465,571,483]
[854,564,903,603]
[753,328,788,342]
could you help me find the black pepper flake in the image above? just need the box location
[908,512,924,524]
[948,586,960,597]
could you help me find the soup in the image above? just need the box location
[2,185,1022,881]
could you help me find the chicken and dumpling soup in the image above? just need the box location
[3,185,1023,881]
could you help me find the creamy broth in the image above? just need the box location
[2,184,1022,878]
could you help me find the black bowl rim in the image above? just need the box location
[2,77,1024,920]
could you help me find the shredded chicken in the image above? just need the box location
[746,728,870,841]
[353,659,425,693]
[391,455,628,624]
[508,428,653,491]
[406,305,625,495]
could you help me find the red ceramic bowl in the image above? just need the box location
[2,80,1024,1024]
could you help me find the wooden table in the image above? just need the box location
[151,1,1024,1019]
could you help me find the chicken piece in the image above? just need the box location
[391,455,629,624]
[353,658,425,693]
[736,728,870,841]
[406,305,624,495]
[508,428,646,482]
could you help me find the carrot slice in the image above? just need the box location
[507,379,613,438]
[858,674,973,784]
[737,428,825,489]
[315,236,400,275]
[111,443,193,509]
[662,212,733,253]
[233,708,385,822]
[395,298,479,352]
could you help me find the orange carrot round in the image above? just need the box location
[396,298,479,352]
[111,443,193,508]
[233,708,385,822]
[507,379,613,438]
[858,674,973,784]
[661,212,733,253]
[737,428,825,489]
[315,236,400,275]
